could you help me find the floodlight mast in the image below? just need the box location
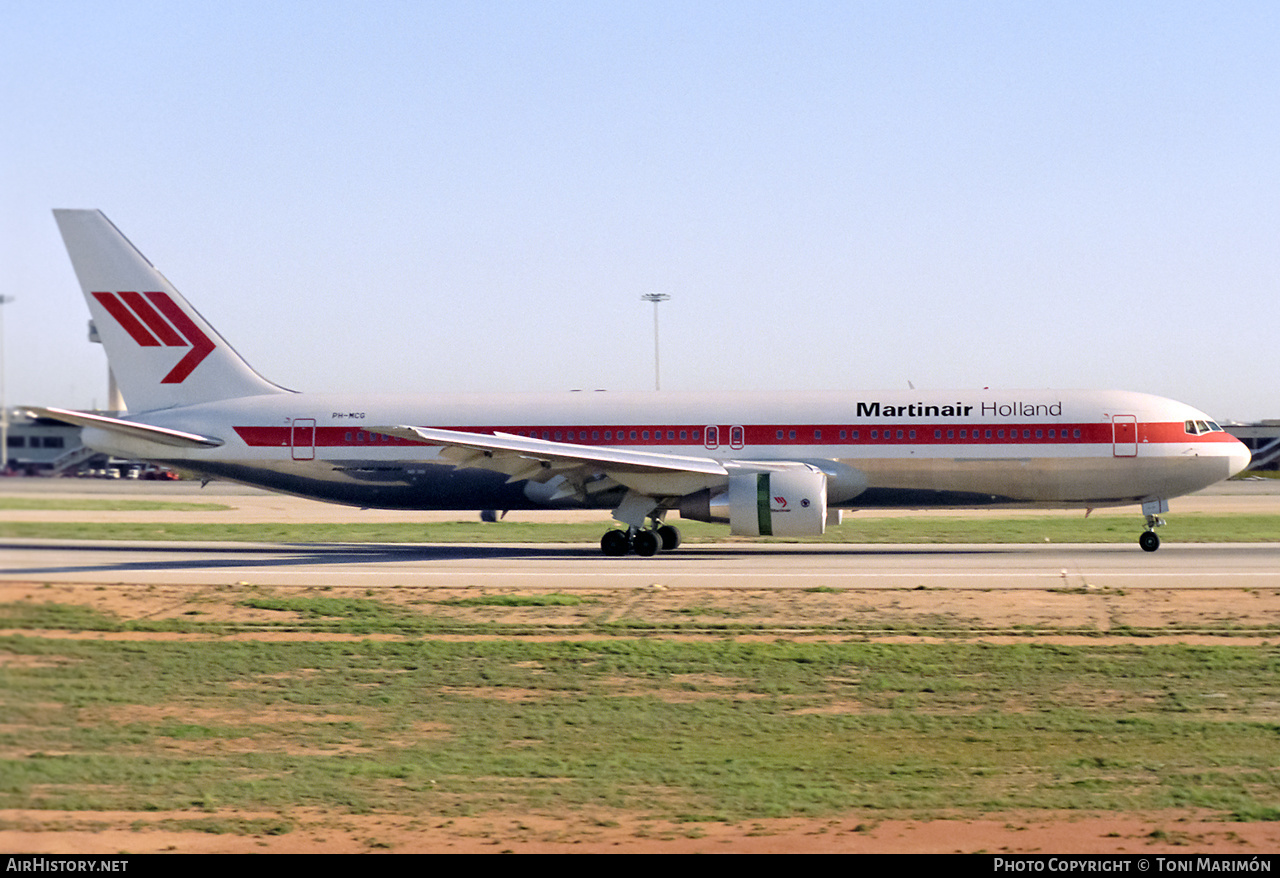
[0,296,13,471]
[641,292,670,391]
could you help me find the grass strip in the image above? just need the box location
[0,498,231,512]
[2,634,1278,821]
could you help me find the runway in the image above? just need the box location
[3,478,1278,589]
[3,538,1278,589]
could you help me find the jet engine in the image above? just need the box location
[679,466,829,536]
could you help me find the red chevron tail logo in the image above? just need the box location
[92,291,216,383]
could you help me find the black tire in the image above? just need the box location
[657,524,682,551]
[632,530,661,557]
[601,530,631,556]
[1139,530,1160,552]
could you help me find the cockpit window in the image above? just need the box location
[1185,420,1224,436]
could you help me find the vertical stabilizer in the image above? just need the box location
[53,209,287,412]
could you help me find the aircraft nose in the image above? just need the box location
[1228,439,1253,478]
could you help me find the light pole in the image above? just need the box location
[641,292,669,390]
[0,296,13,472]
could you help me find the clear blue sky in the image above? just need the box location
[4,1,1278,421]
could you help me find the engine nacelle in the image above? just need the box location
[679,467,829,537]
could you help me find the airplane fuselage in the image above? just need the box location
[83,387,1248,513]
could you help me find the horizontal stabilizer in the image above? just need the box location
[28,407,224,448]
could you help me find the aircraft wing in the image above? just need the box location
[373,425,728,500]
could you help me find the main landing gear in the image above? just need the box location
[600,524,681,557]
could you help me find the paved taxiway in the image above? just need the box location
[3,540,1279,589]
[2,478,1277,589]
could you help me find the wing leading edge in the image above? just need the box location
[373,425,729,504]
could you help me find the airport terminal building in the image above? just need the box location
[4,410,97,475]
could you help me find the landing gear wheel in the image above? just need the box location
[601,529,631,556]
[657,524,681,551]
[632,530,662,557]
[1139,530,1160,552]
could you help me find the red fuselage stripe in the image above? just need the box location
[232,422,1238,449]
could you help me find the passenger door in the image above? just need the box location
[291,418,316,461]
[1112,415,1137,457]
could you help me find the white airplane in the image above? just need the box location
[35,209,1251,556]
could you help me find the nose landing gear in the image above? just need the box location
[1138,498,1168,552]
